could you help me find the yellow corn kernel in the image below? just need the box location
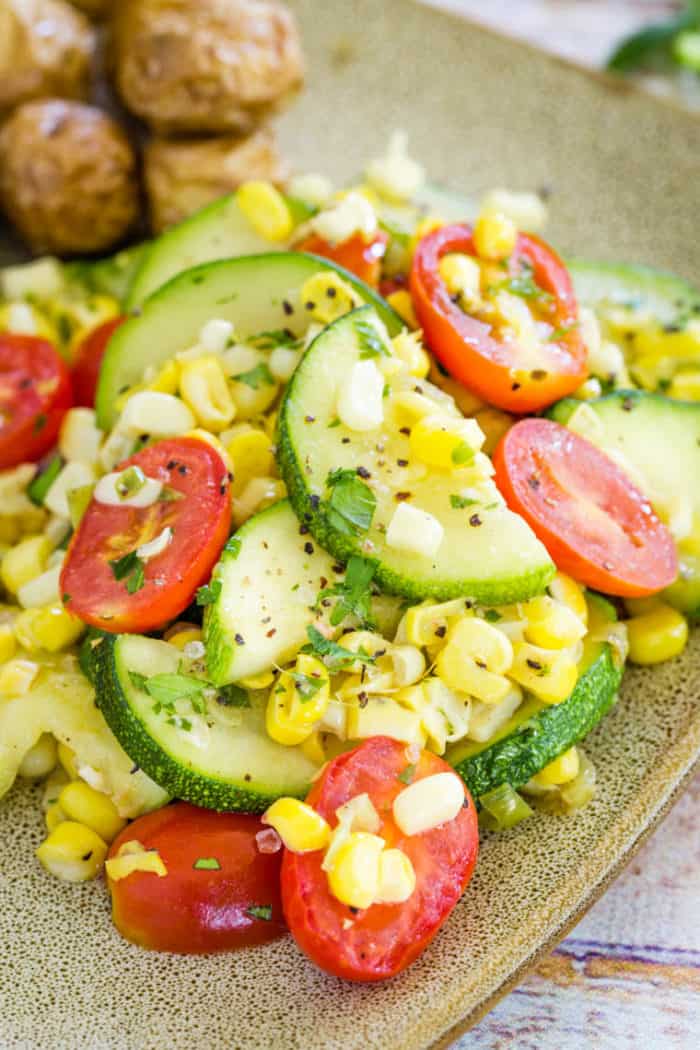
[58,781,126,844]
[409,215,444,259]
[42,765,69,811]
[36,821,108,882]
[347,696,426,746]
[548,572,588,626]
[57,742,79,780]
[164,625,203,651]
[438,253,482,302]
[265,654,330,746]
[1,535,51,595]
[510,642,578,704]
[13,604,85,653]
[327,831,385,910]
[436,614,514,696]
[386,290,418,330]
[239,669,275,690]
[300,271,361,325]
[236,180,293,242]
[668,371,700,401]
[262,797,331,853]
[626,604,688,665]
[45,802,67,833]
[114,360,180,414]
[392,330,430,378]
[390,644,426,687]
[473,208,518,261]
[301,730,326,766]
[376,847,416,904]
[225,427,275,498]
[0,658,39,697]
[409,414,484,470]
[0,623,16,663]
[403,598,468,646]
[179,355,236,432]
[105,839,168,881]
[0,517,20,545]
[232,477,286,528]
[524,595,586,650]
[624,596,661,618]
[532,746,580,787]
[18,733,57,779]
[185,429,234,473]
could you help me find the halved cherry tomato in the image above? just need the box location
[410,224,587,413]
[61,436,231,632]
[282,737,478,982]
[297,230,389,287]
[493,418,678,597]
[72,316,126,408]
[0,333,73,469]
[107,803,286,954]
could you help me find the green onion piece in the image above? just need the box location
[67,484,95,529]
[479,783,534,831]
[28,456,64,506]
[116,466,146,499]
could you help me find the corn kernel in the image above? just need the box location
[301,731,326,766]
[179,355,236,432]
[626,604,688,665]
[409,413,484,470]
[532,746,580,787]
[548,572,588,625]
[119,391,195,439]
[386,290,418,329]
[184,429,233,473]
[473,208,518,261]
[236,181,293,242]
[338,358,385,432]
[510,642,578,704]
[36,821,108,882]
[165,626,203,651]
[45,802,67,833]
[58,781,126,843]
[393,772,464,836]
[346,697,426,746]
[265,654,330,746]
[668,370,700,401]
[105,839,168,881]
[18,733,57,779]
[238,669,275,690]
[392,330,431,378]
[375,847,416,903]
[232,477,286,528]
[409,216,445,259]
[58,408,102,465]
[624,596,661,617]
[225,427,275,498]
[439,253,482,302]
[57,742,79,780]
[327,831,385,910]
[467,685,523,742]
[390,645,426,687]
[402,598,467,646]
[14,603,84,653]
[523,595,586,650]
[437,614,513,679]
[262,797,331,853]
[1,535,51,595]
[300,271,361,325]
[0,623,16,663]
[0,658,39,697]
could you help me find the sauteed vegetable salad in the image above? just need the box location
[1,135,698,980]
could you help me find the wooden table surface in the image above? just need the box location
[414,3,700,1046]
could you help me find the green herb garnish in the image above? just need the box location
[316,555,377,627]
[492,260,552,303]
[451,441,474,466]
[450,494,478,509]
[301,625,375,672]
[196,579,222,605]
[193,857,221,871]
[290,671,325,702]
[325,468,376,537]
[109,550,146,594]
[397,763,416,785]
[115,466,146,499]
[28,455,63,506]
[216,683,250,707]
[144,673,208,706]
[221,535,242,561]
[128,671,148,691]
[246,904,273,921]
[355,318,389,359]
[33,413,47,434]
[483,609,502,623]
[233,362,275,389]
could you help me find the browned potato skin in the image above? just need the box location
[67,0,111,17]
[0,99,140,254]
[144,127,290,232]
[112,0,304,135]
[0,0,95,112]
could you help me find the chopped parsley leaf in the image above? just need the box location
[109,550,146,594]
[144,673,208,706]
[325,469,376,537]
[216,683,250,707]
[246,904,273,921]
[301,625,375,672]
[128,671,148,691]
[450,494,479,509]
[290,671,325,702]
[221,535,242,561]
[193,857,221,871]
[451,441,474,466]
[355,318,389,359]
[397,763,416,785]
[483,609,502,623]
[233,362,275,389]
[32,413,47,434]
[196,579,222,605]
[316,555,377,627]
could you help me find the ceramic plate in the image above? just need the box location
[2,2,699,1047]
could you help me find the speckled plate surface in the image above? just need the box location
[2,2,700,1048]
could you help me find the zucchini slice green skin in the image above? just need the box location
[93,633,319,813]
[568,257,700,326]
[449,644,622,799]
[277,306,554,604]
[96,251,402,430]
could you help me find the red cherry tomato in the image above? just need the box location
[379,274,408,299]
[282,737,478,982]
[410,224,587,413]
[107,803,286,954]
[72,317,126,408]
[61,436,231,632]
[493,418,678,597]
[297,230,389,287]
[0,333,72,469]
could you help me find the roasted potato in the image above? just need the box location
[112,0,304,135]
[67,0,111,16]
[144,127,290,232]
[0,99,140,254]
[0,0,95,113]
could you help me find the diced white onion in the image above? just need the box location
[337,359,384,431]
[44,462,96,519]
[386,502,444,559]
[94,469,162,508]
[199,318,234,354]
[17,563,62,609]
[311,192,377,244]
[136,526,172,561]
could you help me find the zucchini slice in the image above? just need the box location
[551,389,700,620]
[568,258,700,327]
[204,499,402,686]
[96,252,402,430]
[448,641,622,798]
[277,305,554,604]
[93,633,320,812]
